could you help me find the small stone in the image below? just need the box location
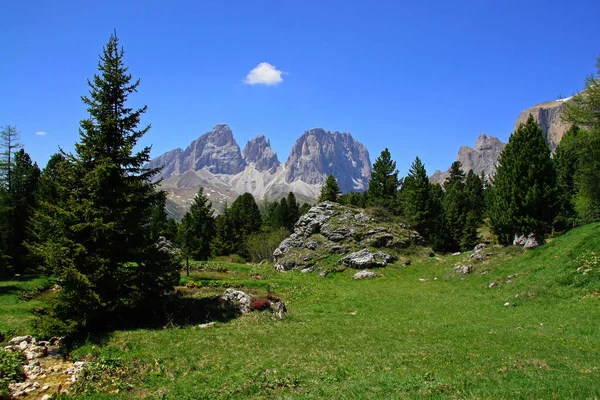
[489,282,498,288]
[198,322,214,329]
[42,385,50,391]
[33,381,41,389]
[419,278,426,282]
[318,271,328,277]
[8,335,33,345]
[452,252,461,256]
[42,395,52,400]
[504,302,511,307]
[353,270,377,280]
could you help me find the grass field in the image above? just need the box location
[3,223,600,399]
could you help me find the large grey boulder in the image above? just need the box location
[220,289,252,314]
[339,249,397,269]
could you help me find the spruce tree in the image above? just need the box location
[442,161,466,251]
[286,192,300,229]
[553,126,582,229]
[30,33,179,335]
[487,115,557,244]
[212,204,235,256]
[319,175,340,202]
[367,148,399,209]
[400,157,433,235]
[178,187,215,270]
[461,170,485,248]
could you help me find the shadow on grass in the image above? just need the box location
[0,285,22,296]
[80,294,240,347]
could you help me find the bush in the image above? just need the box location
[571,251,600,290]
[249,298,271,311]
[0,350,25,398]
[366,206,394,222]
[246,228,290,263]
[69,357,142,395]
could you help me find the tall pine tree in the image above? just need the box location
[487,115,556,244]
[178,187,215,271]
[31,33,179,336]
[367,148,399,209]
[319,175,341,202]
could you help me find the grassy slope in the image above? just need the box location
[4,224,600,399]
[0,275,51,336]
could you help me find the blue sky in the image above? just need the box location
[1,0,599,176]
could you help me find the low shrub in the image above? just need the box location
[246,228,290,263]
[69,357,143,395]
[265,293,281,302]
[249,298,271,311]
[0,350,25,398]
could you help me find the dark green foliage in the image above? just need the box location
[339,191,367,208]
[299,202,312,216]
[319,175,341,202]
[38,153,66,205]
[230,193,262,237]
[245,227,290,262]
[487,115,557,244]
[148,191,170,242]
[442,162,466,251]
[285,192,300,229]
[561,55,600,222]
[0,350,25,397]
[554,125,582,230]
[428,183,448,251]
[461,170,485,248]
[399,157,434,236]
[367,148,399,209]
[178,187,215,263]
[0,148,40,275]
[30,33,179,336]
[212,204,236,257]
[562,55,600,131]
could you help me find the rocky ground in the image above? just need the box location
[4,335,86,399]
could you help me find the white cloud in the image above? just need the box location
[35,131,47,136]
[243,62,285,85]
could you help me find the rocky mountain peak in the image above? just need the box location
[284,128,371,192]
[514,98,572,151]
[243,135,280,173]
[430,133,506,185]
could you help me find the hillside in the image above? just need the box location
[2,223,599,398]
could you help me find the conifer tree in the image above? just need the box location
[367,148,399,209]
[562,55,600,221]
[286,192,300,229]
[461,170,485,248]
[178,188,215,270]
[487,115,557,244]
[30,33,179,335]
[400,157,433,235]
[212,204,235,256]
[319,174,340,202]
[553,125,582,229]
[442,161,466,251]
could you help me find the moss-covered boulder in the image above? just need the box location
[273,202,421,271]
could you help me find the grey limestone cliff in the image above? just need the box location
[284,128,372,192]
[242,135,280,173]
[430,134,506,185]
[514,98,572,151]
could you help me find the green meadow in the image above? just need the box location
[3,223,600,399]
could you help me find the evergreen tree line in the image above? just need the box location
[320,55,600,250]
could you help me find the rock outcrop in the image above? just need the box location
[514,97,573,151]
[430,134,506,185]
[273,202,421,271]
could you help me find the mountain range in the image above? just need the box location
[147,125,371,219]
[148,97,573,218]
[430,96,573,185]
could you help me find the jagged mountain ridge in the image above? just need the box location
[431,96,573,185]
[430,134,506,185]
[147,124,372,218]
